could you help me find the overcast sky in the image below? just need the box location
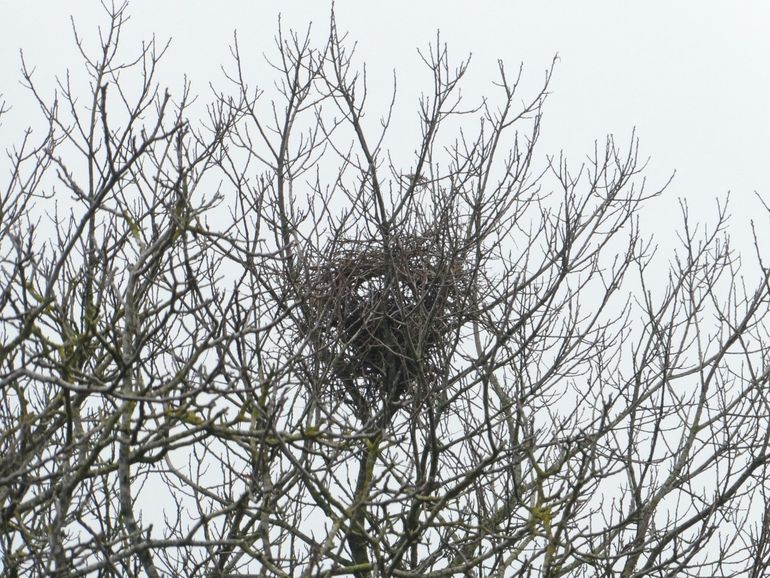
[2,1,769,255]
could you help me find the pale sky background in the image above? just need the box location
[1,1,768,554]
[1,1,769,257]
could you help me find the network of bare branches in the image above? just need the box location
[2,3,770,578]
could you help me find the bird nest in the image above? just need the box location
[298,234,478,421]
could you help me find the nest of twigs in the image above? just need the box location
[299,233,477,420]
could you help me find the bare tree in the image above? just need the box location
[2,4,770,577]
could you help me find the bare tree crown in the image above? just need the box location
[2,4,770,577]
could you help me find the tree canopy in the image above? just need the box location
[2,4,770,577]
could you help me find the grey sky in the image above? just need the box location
[2,1,768,252]
[1,5,768,570]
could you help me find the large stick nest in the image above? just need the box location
[298,233,479,419]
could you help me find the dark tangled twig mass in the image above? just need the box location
[299,231,478,420]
